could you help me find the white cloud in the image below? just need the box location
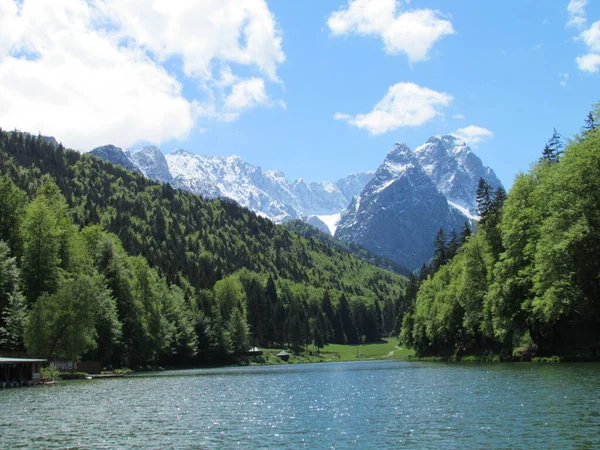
[452,125,493,147]
[101,0,285,82]
[567,0,588,29]
[581,20,600,52]
[334,82,452,134]
[222,77,285,121]
[567,1,600,74]
[327,0,455,62]
[575,21,600,72]
[576,53,600,72]
[452,113,465,120]
[0,0,285,150]
[559,72,570,86]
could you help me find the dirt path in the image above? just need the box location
[384,345,403,358]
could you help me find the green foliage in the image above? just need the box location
[24,274,118,361]
[0,175,26,252]
[402,104,600,357]
[0,241,27,350]
[0,128,406,366]
[41,365,61,381]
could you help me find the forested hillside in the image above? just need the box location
[399,107,600,358]
[0,129,406,367]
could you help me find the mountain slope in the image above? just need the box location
[336,143,466,270]
[90,145,374,226]
[165,150,373,222]
[90,145,140,173]
[414,135,502,216]
[0,130,405,299]
[131,146,173,183]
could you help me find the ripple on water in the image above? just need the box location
[1,361,599,448]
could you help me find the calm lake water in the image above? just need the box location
[1,360,599,449]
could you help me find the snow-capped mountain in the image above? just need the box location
[414,135,502,218]
[130,146,173,184]
[89,145,373,228]
[89,135,502,269]
[90,145,140,173]
[336,141,485,270]
[165,149,373,225]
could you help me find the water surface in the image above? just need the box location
[1,360,599,448]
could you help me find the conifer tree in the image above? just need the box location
[542,128,564,164]
[432,228,448,270]
[461,222,472,244]
[583,111,596,134]
[476,178,492,222]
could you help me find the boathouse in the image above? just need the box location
[0,357,46,387]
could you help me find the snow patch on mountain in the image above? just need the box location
[161,150,374,227]
[448,200,479,222]
[316,213,342,236]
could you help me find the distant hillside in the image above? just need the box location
[0,129,406,367]
[283,220,411,276]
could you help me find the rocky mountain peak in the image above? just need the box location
[90,145,140,173]
[385,142,413,164]
[336,142,465,270]
[414,134,502,215]
[130,145,172,183]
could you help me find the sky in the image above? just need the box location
[0,0,599,188]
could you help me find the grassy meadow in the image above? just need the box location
[249,337,413,365]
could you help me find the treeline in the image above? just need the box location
[0,129,406,367]
[398,106,600,357]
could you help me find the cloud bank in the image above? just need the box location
[0,0,285,150]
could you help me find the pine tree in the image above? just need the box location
[448,229,460,260]
[542,128,563,164]
[476,178,492,222]
[461,222,472,244]
[432,228,448,270]
[583,111,596,134]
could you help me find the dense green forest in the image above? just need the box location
[399,106,600,358]
[0,129,406,367]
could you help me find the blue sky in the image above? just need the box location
[1,1,599,188]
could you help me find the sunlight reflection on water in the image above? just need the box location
[1,360,599,448]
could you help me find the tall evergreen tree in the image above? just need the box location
[476,178,492,224]
[542,128,564,164]
[583,111,596,134]
[432,228,448,271]
[461,222,472,244]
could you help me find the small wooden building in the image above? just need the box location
[0,357,47,387]
[277,351,290,362]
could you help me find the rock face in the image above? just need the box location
[88,135,502,270]
[90,145,140,173]
[336,143,468,270]
[90,145,373,226]
[414,135,502,217]
[164,149,373,223]
[130,146,173,184]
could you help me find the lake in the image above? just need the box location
[1,360,599,448]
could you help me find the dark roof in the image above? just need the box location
[0,357,47,364]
